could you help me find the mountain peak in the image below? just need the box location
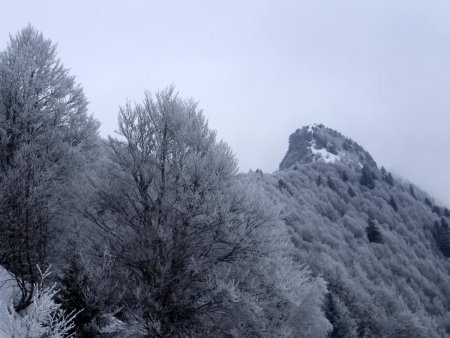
[279,124,377,170]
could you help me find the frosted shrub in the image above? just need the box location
[0,267,77,338]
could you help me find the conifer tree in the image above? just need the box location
[386,172,394,187]
[325,293,358,338]
[433,219,450,257]
[360,165,375,189]
[327,176,337,192]
[409,184,417,200]
[317,175,323,186]
[389,196,398,212]
[432,206,442,216]
[424,198,433,208]
[347,186,356,197]
[444,208,450,218]
[366,217,383,243]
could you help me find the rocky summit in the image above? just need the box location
[279,124,377,170]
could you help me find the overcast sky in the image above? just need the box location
[1,1,450,205]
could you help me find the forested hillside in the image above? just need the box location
[250,124,450,337]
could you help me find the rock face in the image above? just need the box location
[279,124,377,170]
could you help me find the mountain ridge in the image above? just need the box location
[250,124,450,337]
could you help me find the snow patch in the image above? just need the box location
[309,141,341,164]
[98,315,126,334]
[0,267,18,306]
[0,266,77,337]
[0,267,19,338]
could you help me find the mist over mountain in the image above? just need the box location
[250,124,450,337]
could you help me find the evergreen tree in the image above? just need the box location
[380,168,394,187]
[432,206,442,216]
[317,175,323,186]
[433,219,450,257]
[327,176,337,192]
[57,240,100,333]
[389,196,398,212]
[409,184,417,200]
[366,217,383,243]
[278,178,289,190]
[424,198,433,208]
[386,172,394,187]
[360,165,375,189]
[444,208,450,218]
[347,186,356,197]
[325,293,358,338]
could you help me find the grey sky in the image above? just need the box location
[1,1,450,205]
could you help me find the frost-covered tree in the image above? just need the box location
[324,292,358,338]
[84,87,328,337]
[0,26,99,311]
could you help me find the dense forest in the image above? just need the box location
[0,26,449,337]
[252,125,450,337]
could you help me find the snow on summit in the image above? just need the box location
[309,141,341,164]
[279,124,377,170]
